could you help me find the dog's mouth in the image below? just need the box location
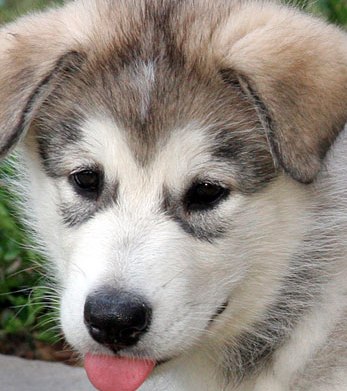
[209,300,229,324]
[84,301,229,391]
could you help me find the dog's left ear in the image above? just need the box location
[221,4,347,183]
[0,12,84,159]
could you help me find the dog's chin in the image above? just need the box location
[83,309,230,391]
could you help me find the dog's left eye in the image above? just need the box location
[184,182,230,212]
[70,169,102,196]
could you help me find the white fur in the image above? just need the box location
[12,117,347,390]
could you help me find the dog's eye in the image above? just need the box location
[70,170,102,195]
[185,182,229,212]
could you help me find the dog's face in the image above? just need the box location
[22,51,306,360]
[1,0,347,371]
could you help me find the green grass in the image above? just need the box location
[0,0,62,23]
[0,164,59,345]
[0,0,346,354]
[0,0,346,25]
[314,0,347,25]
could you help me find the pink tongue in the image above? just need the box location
[85,353,155,391]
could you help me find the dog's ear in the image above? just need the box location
[221,4,347,183]
[0,12,84,158]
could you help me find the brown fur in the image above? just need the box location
[0,0,347,184]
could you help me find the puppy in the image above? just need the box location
[1,1,347,390]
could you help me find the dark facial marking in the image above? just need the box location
[36,114,84,177]
[209,301,229,324]
[163,186,230,242]
[212,69,277,193]
[59,180,118,228]
[60,200,98,227]
[33,52,87,177]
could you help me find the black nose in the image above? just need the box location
[84,287,152,351]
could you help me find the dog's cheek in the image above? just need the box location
[12,151,68,276]
[60,285,93,353]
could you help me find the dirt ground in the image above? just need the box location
[0,334,81,365]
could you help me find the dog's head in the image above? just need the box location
[1,0,347,380]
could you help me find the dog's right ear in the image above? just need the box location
[219,4,347,183]
[0,13,85,159]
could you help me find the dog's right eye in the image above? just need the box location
[184,181,230,212]
[70,169,102,197]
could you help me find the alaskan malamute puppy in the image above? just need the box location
[1,1,347,390]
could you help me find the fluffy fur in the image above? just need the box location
[1,1,347,390]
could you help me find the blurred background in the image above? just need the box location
[0,0,346,364]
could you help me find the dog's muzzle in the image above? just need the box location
[84,287,152,352]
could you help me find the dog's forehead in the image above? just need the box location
[35,52,275,192]
[78,53,247,165]
[80,116,216,188]
[42,0,253,165]
[38,40,254,153]
[33,0,276,192]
